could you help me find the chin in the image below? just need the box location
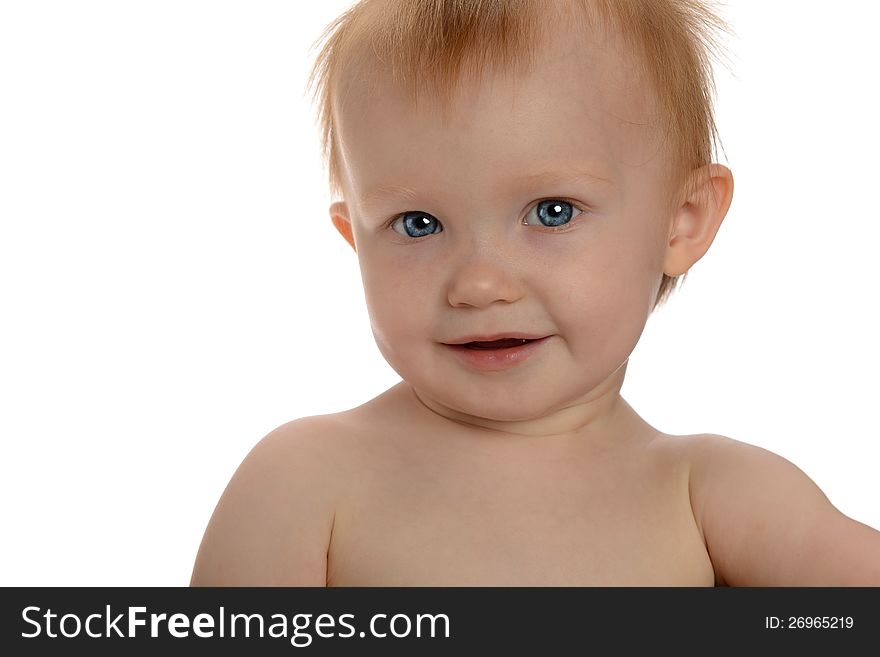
[427,382,560,423]
[389,352,572,422]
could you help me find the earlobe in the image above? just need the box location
[663,164,734,276]
[329,201,356,253]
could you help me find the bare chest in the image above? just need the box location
[326,438,715,586]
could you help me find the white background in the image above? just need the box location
[1,1,877,586]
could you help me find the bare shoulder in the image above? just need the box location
[190,414,351,586]
[684,433,880,586]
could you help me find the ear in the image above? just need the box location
[329,201,356,253]
[663,164,734,276]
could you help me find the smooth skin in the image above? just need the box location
[191,7,880,586]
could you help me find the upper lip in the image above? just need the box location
[442,333,550,345]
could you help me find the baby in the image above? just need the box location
[191,0,880,586]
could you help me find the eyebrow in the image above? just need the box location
[359,168,615,212]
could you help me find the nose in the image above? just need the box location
[445,245,525,309]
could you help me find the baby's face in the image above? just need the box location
[331,20,679,427]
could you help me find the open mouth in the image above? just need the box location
[461,338,536,350]
[444,335,549,371]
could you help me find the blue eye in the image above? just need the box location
[523,199,583,228]
[390,212,443,238]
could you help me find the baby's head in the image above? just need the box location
[305,0,734,427]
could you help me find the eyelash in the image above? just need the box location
[385,198,588,237]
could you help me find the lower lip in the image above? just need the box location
[443,336,551,372]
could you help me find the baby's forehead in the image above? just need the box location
[338,8,655,123]
[334,20,663,194]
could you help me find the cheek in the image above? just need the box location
[548,233,657,354]
[558,275,651,370]
[357,250,430,340]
